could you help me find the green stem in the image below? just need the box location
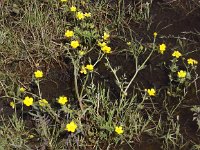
[80,74,89,98]
[73,61,83,111]
[36,80,42,99]
[124,49,154,93]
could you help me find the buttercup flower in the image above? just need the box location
[172,51,182,58]
[98,41,107,47]
[76,11,85,20]
[159,43,166,54]
[80,65,87,74]
[127,42,131,46]
[70,6,76,12]
[23,96,33,106]
[60,0,67,2]
[34,70,43,78]
[101,45,111,53]
[10,101,15,109]
[79,50,85,56]
[177,70,187,78]
[19,87,25,93]
[65,30,74,38]
[28,134,34,139]
[187,58,198,65]
[84,12,91,17]
[81,0,86,5]
[147,88,156,96]
[65,121,77,133]
[103,32,110,40]
[58,96,68,105]
[86,64,94,71]
[70,40,80,48]
[115,126,124,135]
[39,99,49,107]
[153,32,157,38]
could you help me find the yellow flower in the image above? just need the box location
[23,96,33,107]
[86,64,94,71]
[115,126,124,135]
[177,70,186,78]
[60,0,67,2]
[28,134,34,139]
[65,30,74,38]
[70,6,76,12]
[70,40,80,48]
[159,43,166,54]
[101,45,111,53]
[187,58,198,65]
[147,88,156,96]
[10,101,15,109]
[34,70,43,78]
[76,11,85,20]
[39,99,49,107]
[58,96,68,105]
[127,42,131,46]
[98,41,107,47]
[79,50,85,56]
[172,51,182,58]
[19,87,25,93]
[65,121,77,133]
[81,0,86,5]
[80,65,87,74]
[153,32,157,38]
[84,12,91,17]
[102,32,110,40]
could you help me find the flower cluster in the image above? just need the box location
[98,32,112,54]
[69,5,91,20]
[64,122,125,135]
[64,29,80,49]
[63,4,93,51]
[96,31,112,54]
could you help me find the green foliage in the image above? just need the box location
[191,106,200,130]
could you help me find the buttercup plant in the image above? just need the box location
[1,0,200,149]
